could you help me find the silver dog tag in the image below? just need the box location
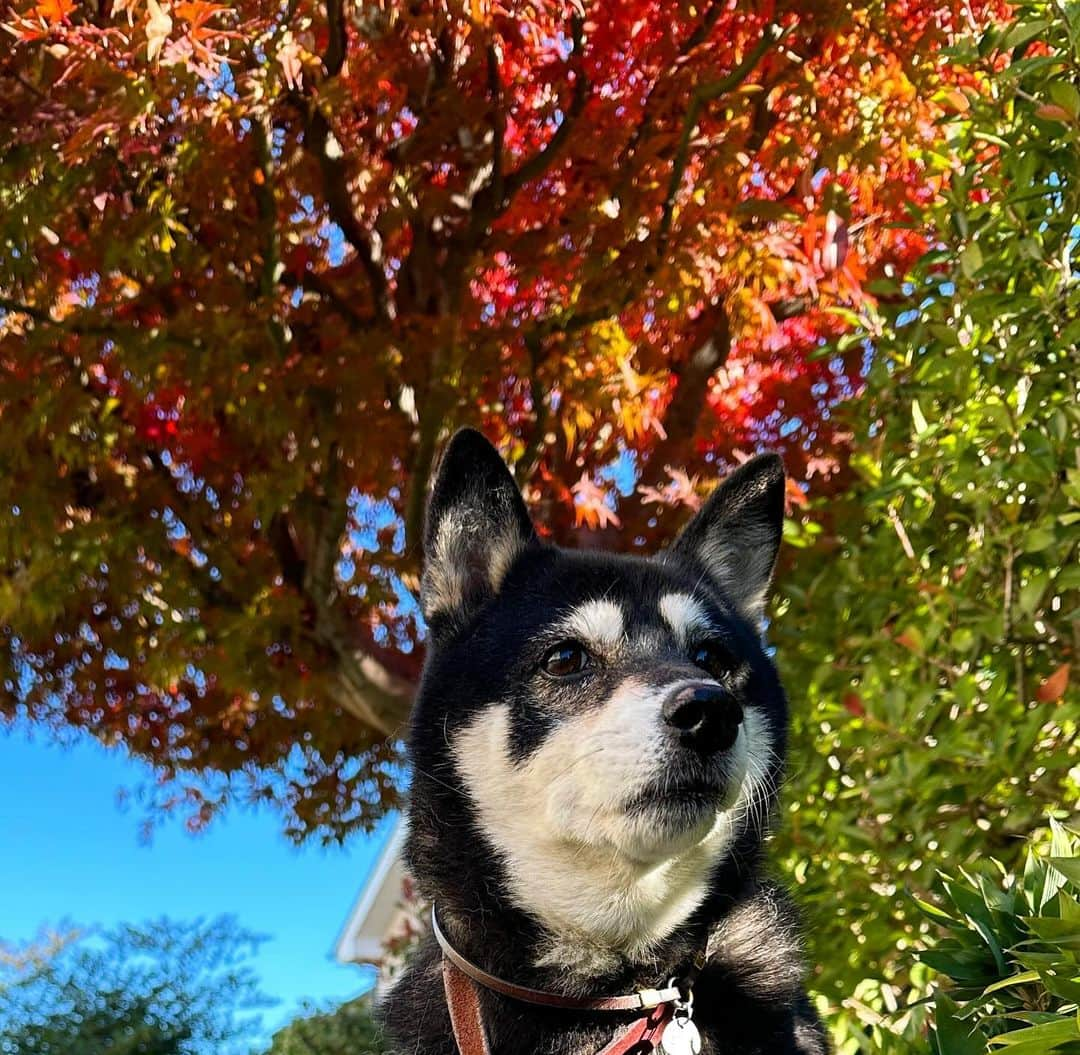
[659,1016,702,1055]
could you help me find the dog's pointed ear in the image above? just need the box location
[668,454,786,628]
[421,428,537,626]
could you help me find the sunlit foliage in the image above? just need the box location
[0,0,1006,837]
[774,3,1079,1045]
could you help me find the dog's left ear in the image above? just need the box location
[421,428,537,627]
[668,454,786,628]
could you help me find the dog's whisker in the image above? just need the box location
[545,744,612,785]
[411,763,469,801]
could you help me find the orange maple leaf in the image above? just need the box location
[572,473,621,530]
[174,0,226,29]
[31,0,76,22]
[784,477,809,510]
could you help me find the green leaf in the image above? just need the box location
[1022,527,1056,553]
[936,992,988,1055]
[982,970,1041,996]
[960,241,984,279]
[1050,858,1080,888]
[1000,19,1051,51]
[1047,81,1080,120]
[913,399,930,436]
[916,895,963,928]
[989,1018,1080,1052]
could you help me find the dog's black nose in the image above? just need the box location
[662,683,743,754]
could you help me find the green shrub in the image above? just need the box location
[918,821,1080,1055]
[262,995,387,1055]
[773,0,1079,1040]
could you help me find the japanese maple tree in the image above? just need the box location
[0,0,1003,839]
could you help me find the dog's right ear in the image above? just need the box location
[421,428,537,628]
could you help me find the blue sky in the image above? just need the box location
[0,725,391,1045]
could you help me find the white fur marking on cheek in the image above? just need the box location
[560,598,625,651]
[659,592,712,645]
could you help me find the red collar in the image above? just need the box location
[432,906,705,1055]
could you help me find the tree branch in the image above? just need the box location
[658,21,790,252]
[469,14,588,237]
[253,119,280,304]
[517,331,549,486]
[280,458,414,736]
[322,0,347,77]
[637,308,732,494]
[0,296,53,325]
[283,267,373,329]
[402,345,451,554]
[252,118,289,355]
[0,296,202,348]
[300,102,395,321]
[487,40,505,209]
[614,0,723,182]
[503,15,587,197]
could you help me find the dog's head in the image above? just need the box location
[407,429,789,958]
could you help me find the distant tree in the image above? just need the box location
[0,918,268,1055]
[773,1,1079,1046]
[262,995,386,1055]
[0,0,1006,840]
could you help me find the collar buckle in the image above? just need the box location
[636,987,666,1009]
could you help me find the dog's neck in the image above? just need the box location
[427,843,761,998]
[432,899,705,998]
[429,860,809,1016]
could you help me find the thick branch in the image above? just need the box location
[517,331,548,486]
[252,119,289,355]
[386,26,455,168]
[486,41,505,209]
[322,0,346,77]
[402,341,453,554]
[0,296,203,348]
[0,296,53,325]
[283,267,373,329]
[469,15,588,236]
[503,15,587,197]
[638,309,731,493]
[614,0,723,181]
[278,469,414,736]
[253,119,280,304]
[301,104,394,321]
[658,21,790,251]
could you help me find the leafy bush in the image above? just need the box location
[919,821,1080,1055]
[262,995,387,1055]
[773,0,1079,1039]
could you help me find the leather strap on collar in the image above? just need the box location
[442,958,492,1055]
[432,906,684,1012]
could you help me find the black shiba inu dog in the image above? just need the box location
[379,429,828,1055]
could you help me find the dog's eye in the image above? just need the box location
[541,640,590,678]
[691,639,739,680]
